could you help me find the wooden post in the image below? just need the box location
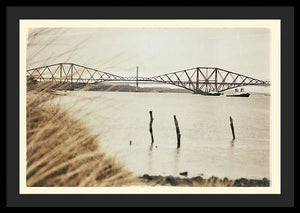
[173,115,181,148]
[230,116,235,140]
[149,111,154,144]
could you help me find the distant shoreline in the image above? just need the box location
[73,89,271,96]
[32,81,270,96]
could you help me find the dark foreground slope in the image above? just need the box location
[140,174,270,187]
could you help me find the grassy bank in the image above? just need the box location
[25,28,138,187]
[26,80,138,186]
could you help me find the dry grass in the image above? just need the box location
[25,28,141,187]
[26,80,139,187]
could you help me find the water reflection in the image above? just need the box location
[231,139,235,147]
[174,148,181,175]
[148,144,153,174]
[149,143,153,151]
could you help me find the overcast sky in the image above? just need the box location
[27,27,271,81]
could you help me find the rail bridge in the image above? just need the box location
[27,63,270,93]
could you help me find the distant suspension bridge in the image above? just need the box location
[27,63,270,93]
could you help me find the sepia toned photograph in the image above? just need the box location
[20,20,280,193]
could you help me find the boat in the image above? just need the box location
[203,92,222,96]
[226,88,250,97]
[193,89,222,96]
[226,93,250,97]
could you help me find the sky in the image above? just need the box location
[27,27,271,81]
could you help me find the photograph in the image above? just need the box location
[20,20,280,193]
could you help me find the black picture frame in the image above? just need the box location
[3,6,294,207]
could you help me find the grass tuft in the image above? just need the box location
[26,81,139,187]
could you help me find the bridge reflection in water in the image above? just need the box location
[27,63,270,93]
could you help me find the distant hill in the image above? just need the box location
[86,83,191,93]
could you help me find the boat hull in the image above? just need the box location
[193,90,222,96]
[226,93,250,97]
[203,93,222,96]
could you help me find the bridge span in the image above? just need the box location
[27,63,270,93]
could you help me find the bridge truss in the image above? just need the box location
[150,67,270,92]
[26,63,270,93]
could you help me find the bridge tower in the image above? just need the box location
[136,66,139,92]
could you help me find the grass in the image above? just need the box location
[26,79,139,186]
[26,28,140,187]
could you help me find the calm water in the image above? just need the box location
[57,91,270,179]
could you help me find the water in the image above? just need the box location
[57,91,270,179]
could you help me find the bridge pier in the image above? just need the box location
[59,64,62,83]
[136,66,139,92]
[196,68,199,91]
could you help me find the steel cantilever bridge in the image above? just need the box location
[27,63,270,93]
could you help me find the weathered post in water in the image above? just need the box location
[230,116,235,140]
[149,111,154,144]
[173,115,181,148]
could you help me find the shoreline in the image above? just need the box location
[31,80,270,96]
[139,174,270,187]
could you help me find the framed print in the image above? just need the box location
[4,6,294,207]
